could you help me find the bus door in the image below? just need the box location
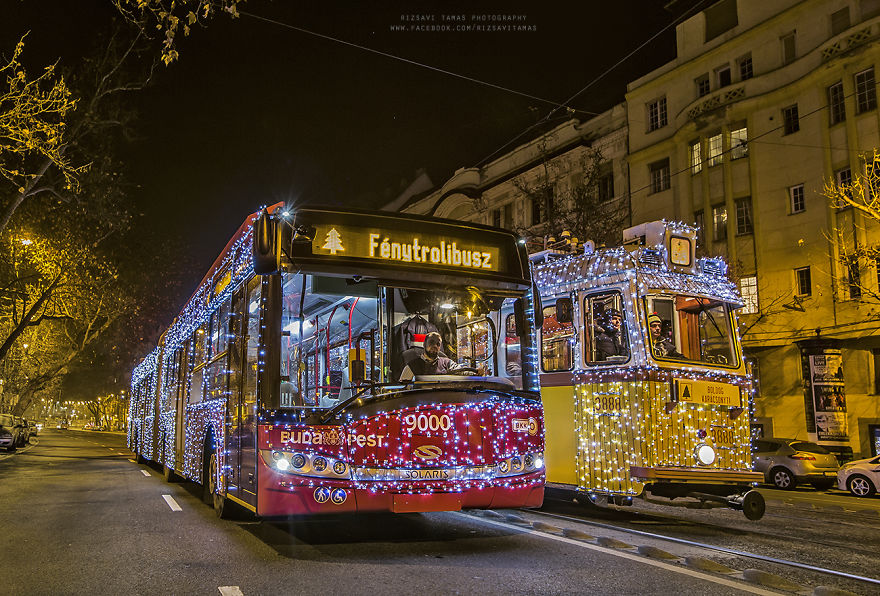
[227,278,262,509]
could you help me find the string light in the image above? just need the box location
[129,207,546,512]
[533,220,755,501]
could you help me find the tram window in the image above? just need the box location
[645,294,738,367]
[584,292,629,365]
[541,303,575,371]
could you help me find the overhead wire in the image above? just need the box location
[238,10,597,117]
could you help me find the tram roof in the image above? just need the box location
[532,246,743,306]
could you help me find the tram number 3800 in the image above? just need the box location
[710,427,736,446]
[404,413,453,433]
[594,395,623,411]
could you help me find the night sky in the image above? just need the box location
[5,0,707,287]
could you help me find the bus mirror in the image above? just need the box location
[514,298,526,336]
[348,348,365,382]
[253,210,280,274]
[533,285,544,329]
[556,297,573,324]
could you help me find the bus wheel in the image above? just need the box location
[208,450,237,519]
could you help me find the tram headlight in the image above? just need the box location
[695,443,716,466]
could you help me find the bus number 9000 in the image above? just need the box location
[594,396,622,411]
[404,413,453,433]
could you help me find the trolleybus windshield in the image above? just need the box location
[645,293,739,367]
[278,273,530,411]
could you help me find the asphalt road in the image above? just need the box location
[0,430,784,596]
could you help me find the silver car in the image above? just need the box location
[837,455,880,497]
[753,438,840,490]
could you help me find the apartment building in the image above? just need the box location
[626,0,880,458]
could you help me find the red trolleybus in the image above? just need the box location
[129,205,544,517]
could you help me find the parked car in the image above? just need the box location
[837,455,880,497]
[57,418,69,430]
[24,419,38,439]
[753,438,840,490]
[0,414,27,451]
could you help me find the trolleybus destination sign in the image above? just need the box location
[311,222,501,272]
[674,378,741,407]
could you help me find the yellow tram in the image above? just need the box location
[532,221,765,520]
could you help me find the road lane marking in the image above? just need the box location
[162,495,182,511]
[218,587,244,596]
[140,470,150,476]
[463,514,777,595]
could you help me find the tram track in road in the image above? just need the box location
[487,501,880,595]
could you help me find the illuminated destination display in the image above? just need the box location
[311,223,500,272]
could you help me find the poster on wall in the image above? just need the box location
[808,352,848,442]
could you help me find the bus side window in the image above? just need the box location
[541,301,575,372]
[504,313,522,377]
[584,292,628,365]
[189,326,207,404]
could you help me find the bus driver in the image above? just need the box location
[399,332,486,381]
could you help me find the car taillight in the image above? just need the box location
[788,453,816,460]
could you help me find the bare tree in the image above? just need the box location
[512,143,627,249]
[823,149,880,303]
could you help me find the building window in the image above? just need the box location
[849,258,862,299]
[690,140,702,174]
[503,202,513,228]
[855,68,877,113]
[790,184,805,214]
[707,133,723,167]
[783,104,800,134]
[647,97,667,131]
[735,197,753,234]
[739,275,759,314]
[705,0,738,42]
[713,204,728,241]
[828,81,846,125]
[649,159,670,193]
[831,7,851,36]
[716,65,732,88]
[730,126,748,159]
[694,210,705,248]
[531,197,543,225]
[795,266,812,296]
[837,167,853,198]
[696,74,711,97]
[781,31,796,65]
[598,172,614,201]
[492,208,501,228]
[738,53,753,80]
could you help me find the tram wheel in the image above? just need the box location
[770,467,796,490]
[740,490,765,521]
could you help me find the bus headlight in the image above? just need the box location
[695,443,716,466]
[497,452,544,477]
[260,450,351,479]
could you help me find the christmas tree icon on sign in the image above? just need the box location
[323,228,344,254]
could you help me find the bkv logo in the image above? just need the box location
[512,418,538,436]
[413,445,443,460]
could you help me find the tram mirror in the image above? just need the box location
[555,297,573,324]
[253,210,281,274]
